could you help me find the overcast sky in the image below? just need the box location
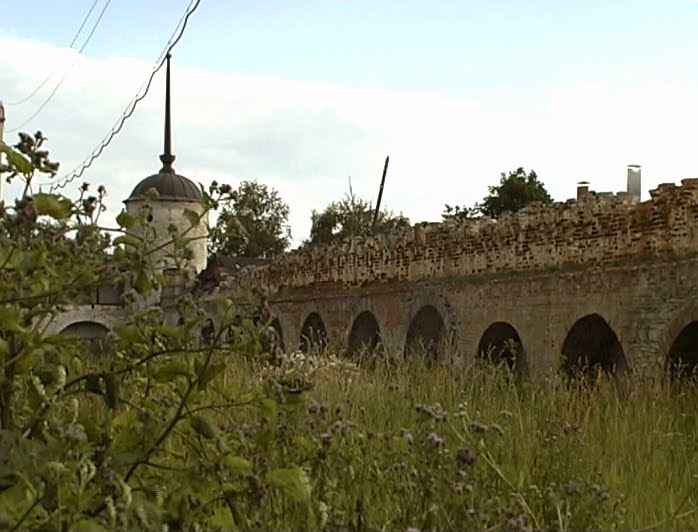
[2,1,698,246]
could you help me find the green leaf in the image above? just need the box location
[69,519,108,532]
[210,505,238,531]
[0,305,24,333]
[0,142,33,175]
[153,361,190,383]
[194,360,226,391]
[265,467,311,502]
[0,481,47,527]
[256,397,277,417]
[190,414,218,439]
[33,193,72,220]
[113,234,142,248]
[13,351,36,374]
[292,435,316,454]
[111,410,143,452]
[116,210,136,229]
[134,269,152,294]
[225,456,253,474]
[114,324,141,343]
[112,409,139,430]
[183,208,200,227]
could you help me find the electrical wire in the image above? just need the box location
[46,0,202,193]
[6,0,102,107]
[7,0,112,134]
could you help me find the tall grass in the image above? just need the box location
[225,348,698,531]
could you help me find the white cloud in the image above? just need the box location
[2,34,698,247]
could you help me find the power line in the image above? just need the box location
[47,0,202,193]
[7,0,112,134]
[6,0,102,107]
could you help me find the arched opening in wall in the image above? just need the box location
[347,311,382,359]
[561,314,628,379]
[224,315,242,345]
[477,322,527,374]
[667,322,698,380]
[60,321,110,353]
[300,313,327,353]
[201,319,215,345]
[405,305,445,360]
[266,318,285,353]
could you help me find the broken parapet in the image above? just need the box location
[236,179,698,296]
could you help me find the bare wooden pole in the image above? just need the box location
[372,155,389,232]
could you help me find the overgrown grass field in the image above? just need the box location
[219,350,698,531]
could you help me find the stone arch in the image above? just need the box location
[46,306,127,337]
[666,322,698,380]
[560,313,628,377]
[477,321,528,374]
[347,311,382,358]
[222,315,242,344]
[60,321,110,339]
[300,312,327,352]
[657,303,698,380]
[60,321,110,352]
[201,318,215,345]
[269,317,285,352]
[405,305,445,359]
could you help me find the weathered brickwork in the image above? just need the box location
[54,178,698,380]
[214,179,698,379]
[245,179,698,295]
[245,259,698,378]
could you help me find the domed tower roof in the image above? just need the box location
[126,170,201,202]
[124,54,202,204]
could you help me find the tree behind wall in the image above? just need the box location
[480,167,552,218]
[208,180,291,259]
[304,185,410,247]
[442,167,552,221]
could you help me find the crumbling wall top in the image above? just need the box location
[233,179,698,296]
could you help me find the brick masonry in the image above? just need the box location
[216,178,698,378]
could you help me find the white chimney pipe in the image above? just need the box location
[627,164,641,202]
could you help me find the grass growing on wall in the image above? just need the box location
[222,350,698,531]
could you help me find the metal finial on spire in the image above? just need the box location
[159,54,175,174]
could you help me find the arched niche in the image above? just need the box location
[300,312,327,352]
[561,313,628,378]
[477,321,527,374]
[667,321,698,380]
[268,317,285,352]
[347,311,382,358]
[405,305,445,360]
[201,318,215,345]
[60,321,110,352]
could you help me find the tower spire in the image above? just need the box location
[159,54,175,174]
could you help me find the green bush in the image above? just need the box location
[1,132,696,531]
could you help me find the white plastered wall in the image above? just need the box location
[125,198,209,275]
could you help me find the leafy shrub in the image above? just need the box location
[0,132,681,532]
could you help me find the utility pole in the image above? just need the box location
[372,155,389,233]
[0,100,5,202]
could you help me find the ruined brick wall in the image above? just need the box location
[202,179,698,379]
[243,179,698,296]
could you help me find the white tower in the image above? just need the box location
[123,55,208,276]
